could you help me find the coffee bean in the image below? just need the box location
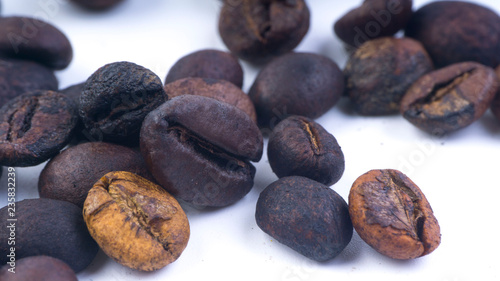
[334,0,413,48]
[344,37,434,115]
[140,95,263,207]
[164,77,257,122]
[0,90,78,167]
[218,0,310,64]
[70,0,125,10]
[405,1,500,68]
[268,115,344,186]
[165,49,244,88]
[249,52,344,128]
[39,142,154,208]
[83,171,190,271]
[79,61,166,145]
[256,176,352,261]
[491,65,500,123]
[348,169,440,260]
[0,256,78,281]
[400,62,499,134]
[0,198,99,272]
[0,16,73,70]
[0,58,58,107]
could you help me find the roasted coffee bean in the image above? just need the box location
[83,171,190,271]
[164,77,257,122]
[256,176,353,261]
[0,256,78,281]
[165,49,244,88]
[349,169,441,260]
[0,58,58,107]
[218,0,310,64]
[268,116,344,186]
[79,61,166,145]
[39,142,154,208]
[491,66,500,122]
[344,37,433,115]
[0,90,78,167]
[400,62,499,135]
[0,16,73,70]
[334,0,413,48]
[249,52,344,128]
[70,0,125,10]
[0,198,99,272]
[405,1,500,68]
[141,95,263,207]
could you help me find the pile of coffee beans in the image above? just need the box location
[1,0,500,278]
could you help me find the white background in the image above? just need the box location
[1,0,500,280]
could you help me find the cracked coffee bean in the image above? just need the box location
[268,115,344,186]
[70,0,125,10]
[405,1,500,68]
[344,37,434,115]
[349,169,440,260]
[79,61,166,145]
[0,90,78,167]
[334,0,413,48]
[140,95,263,207]
[249,52,344,128]
[400,62,499,135]
[83,171,190,271]
[218,0,310,64]
[39,142,154,208]
[0,58,58,107]
[0,256,78,281]
[164,77,257,122]
[0,16,73,70]
[165,49,244,88]
[0,198,99,272]
[256,176,353,261]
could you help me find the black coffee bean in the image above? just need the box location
[70,0,125,10]
[256,176,353,261]
[140,95,263,207]
[0,90,78,167]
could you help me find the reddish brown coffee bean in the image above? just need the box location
[256,176,352,261]
[218,0,310,64]
[70,0,125,10]
[405,1,500,68]
[0,90,78,167]
[0,17,73,70]
[268,116,344,186]
[400,62,499,134]
[164,77,257,122]
[334,0,413,48]
[38,142,154,208]
[165,49,244,88]
[349,169,441,260]
[0,256,78,281]
[344,37,433,115]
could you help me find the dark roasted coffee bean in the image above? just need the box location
[405,1,500,68]
[218,0,310,64]
[349,169,441,260]
[79,61,166,145]
[38,142,154,208]
[0,256,78,281]
[164,77,257,122]
[344,37,433,115]
[70,0,125,10]
[400,62,499,135]
[256,176,352,261]
[0,17,73,70]
[0,90,78,167]
[334,0,413,48]
[268,116,344,186]
[0,58,58,107]
[165,49,244,88]
[0,198,99,272]
[140,95,263,207]
[249,52,344,128]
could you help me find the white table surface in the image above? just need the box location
[1,0,500,280]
